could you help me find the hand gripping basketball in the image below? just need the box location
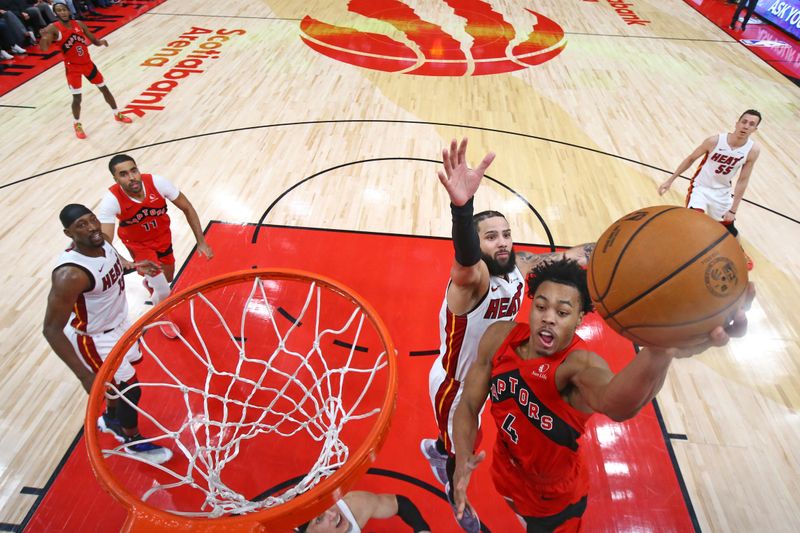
[588,206,751,348]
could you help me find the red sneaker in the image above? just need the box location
[114,112,132,124]
[159,321,181,339]
[74,122,87,139]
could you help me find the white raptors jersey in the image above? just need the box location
[691,133,754,189]
[54,241,128,335]
[436,266,525,382]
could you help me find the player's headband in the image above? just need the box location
[60,204,93,228]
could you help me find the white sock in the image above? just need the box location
[145,273,171,305]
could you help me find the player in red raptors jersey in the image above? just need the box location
[658,110,762,270]
[452,259,755,531]
[420,138,594,533]
[37,1,132,139]
[98,154,213,338]
[43,204,171,464]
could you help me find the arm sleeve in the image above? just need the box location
[451,197,481,267]
[152,174,180,201]
[395,495,430,532]
[96,192,121,223]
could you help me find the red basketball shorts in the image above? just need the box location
[65,61,104,94]
[124,237,175,266]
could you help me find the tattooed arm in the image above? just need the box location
[515,242,595,277]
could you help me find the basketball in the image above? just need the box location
[588,206,749,347]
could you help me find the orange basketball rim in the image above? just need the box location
[85,268,398,532]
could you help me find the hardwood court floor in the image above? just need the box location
[0,0,798,531]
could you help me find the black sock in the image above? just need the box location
[435,438,447,455]
[124,433,142,443]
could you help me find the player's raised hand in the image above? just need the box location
[437,138,495,207]
[453,449,485,520]
[99,39,109,47]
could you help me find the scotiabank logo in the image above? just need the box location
[300,0,566,76]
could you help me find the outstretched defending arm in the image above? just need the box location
[658,136,717,195]
[516,242,596,276]
[438,138,496,313]
[42,267,96,394]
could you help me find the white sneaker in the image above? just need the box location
[11,44,26,54]
[0,50,12,60]
[124,437,173,465]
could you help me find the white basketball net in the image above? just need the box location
[100,275,390,518]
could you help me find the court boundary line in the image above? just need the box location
[3,119,796,225]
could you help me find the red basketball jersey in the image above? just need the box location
[53,20,92,65]
[110,173,172,246]
[489,323,592,512]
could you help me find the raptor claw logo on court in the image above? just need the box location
[300,0,566,76]
[704,257,739,297]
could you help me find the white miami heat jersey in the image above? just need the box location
[691,133,753,189]
[54,241,128,335]
[437,266,525,382]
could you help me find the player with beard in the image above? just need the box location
[451,258,754,532]
[420,138,594,533]
[98,153,214,338]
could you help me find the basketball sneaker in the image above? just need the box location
[97,414,125,443]
[114,112,132,124]
[445,481,481,533]
[73,122,87,139]
[160,321,181,339]
[420,438,449,486]
[123,435,173,465]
